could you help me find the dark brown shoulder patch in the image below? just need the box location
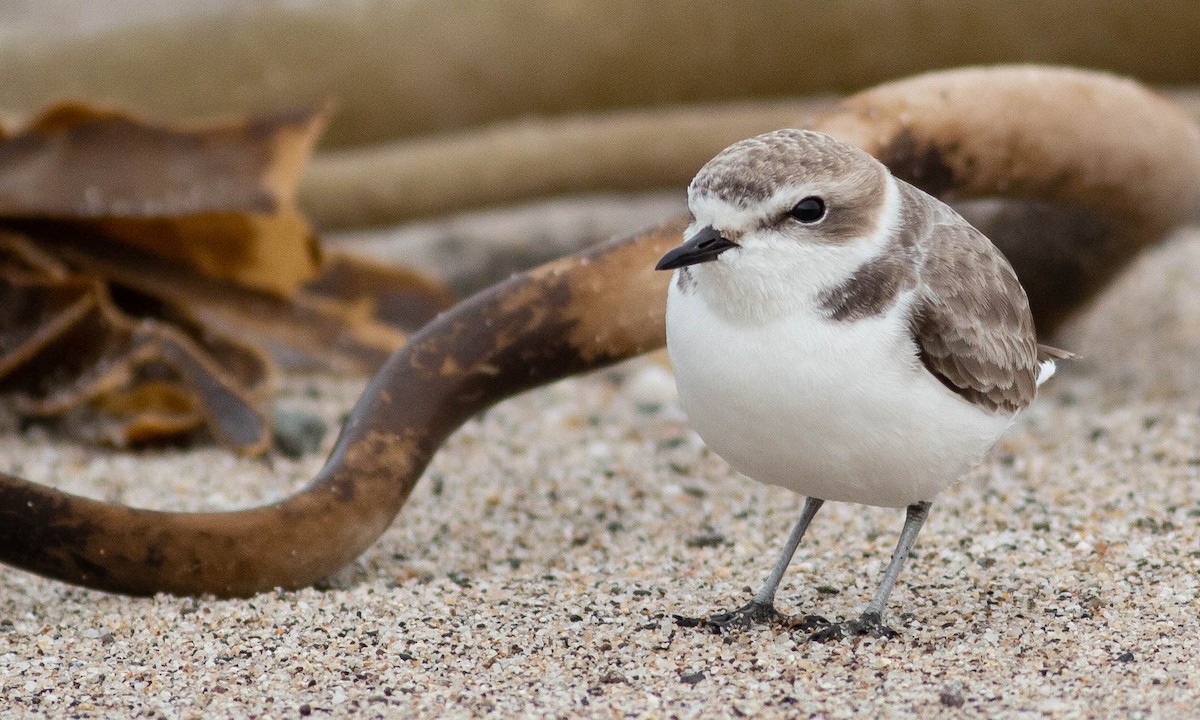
[819,178,927,321]
[820,245,915,321]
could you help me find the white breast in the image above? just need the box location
[665,278,1014,508]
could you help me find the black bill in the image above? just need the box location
[654,226,738,271]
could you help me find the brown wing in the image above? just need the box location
[910,220,1041,414]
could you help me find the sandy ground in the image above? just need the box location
[3,225,1200,719]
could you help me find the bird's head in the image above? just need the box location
[658,129,899,321]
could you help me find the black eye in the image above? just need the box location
[788,197,826,224]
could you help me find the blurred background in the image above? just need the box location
[7,0,1200,143]
[4,0,1200,290]
[5,0,1199,146]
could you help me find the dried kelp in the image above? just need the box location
[0,104,451,453]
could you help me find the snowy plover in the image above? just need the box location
[657,129,1068,639]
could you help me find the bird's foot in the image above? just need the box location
[806,610,899,643]
[674,599,783,633]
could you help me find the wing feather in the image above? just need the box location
[909,215,1043,414]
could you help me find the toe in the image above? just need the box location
[846,611,899,639]
[686,600,784,633]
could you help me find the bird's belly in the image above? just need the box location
[666,293,1012,508]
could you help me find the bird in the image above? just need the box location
[655,128,1069,640]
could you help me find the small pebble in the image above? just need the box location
[680,671,706,685]
[272,406,329,458]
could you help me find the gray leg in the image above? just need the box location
[861,500,931,618]
[752,496,825,605]
[811,500,932,642]
[690,497,824,632]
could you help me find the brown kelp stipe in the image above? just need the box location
[2,66,1199,596]
[0,220,680,596]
